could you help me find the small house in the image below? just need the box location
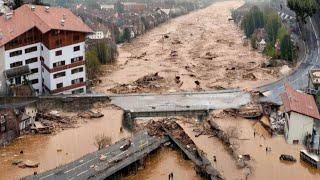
[281,84,320,144]
[308,69,320,94]
[257,39,266,52]
[0,101,37,145]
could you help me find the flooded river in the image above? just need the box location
[179,115,320,180]
[0,108,201,180]
[124,147,201,180]
[94,0,278,94]
[0,107,128,180]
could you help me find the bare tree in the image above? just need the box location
[94,134,112,150]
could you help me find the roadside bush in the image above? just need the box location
[85,50,100,79]
[95,42,118,64]
[280,34,294,61]
[251,35,258,49]
[241,6,266,37]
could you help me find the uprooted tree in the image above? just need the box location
[94,134,112,150]
[288,0,319,23]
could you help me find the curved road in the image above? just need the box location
[257,1,320,104]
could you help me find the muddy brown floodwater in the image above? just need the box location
[0,108,201,180]
[94,0,279,94]
[124,147,201,180]
[178,113,320,180]
[0,107,129,180]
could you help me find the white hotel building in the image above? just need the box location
[0,5,92,95]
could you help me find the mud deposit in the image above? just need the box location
[94,0,279,94]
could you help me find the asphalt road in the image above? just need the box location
[24,131,162,180]
[257,0,320,104]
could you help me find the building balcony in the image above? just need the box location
[41,60,85,73]
[43,82,86,94]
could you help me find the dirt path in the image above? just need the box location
[93,0,278,94]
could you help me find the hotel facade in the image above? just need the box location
[0,5,92,95]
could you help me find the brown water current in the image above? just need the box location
[124,147,201,180]
[94,0,279,94]
[179,115,320,180]
[0,108,128,180]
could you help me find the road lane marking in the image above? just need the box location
[64,157,97,174]
[39,173,54,180]
[108,150,128,163]
[77,169,89,176]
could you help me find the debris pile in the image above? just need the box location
[205,119,252,172]
[145,119,195,149]
[36,111,76,132]
[145,119,223,180]
[78,111,104,119]
[203,52,218,60]
[12,160,40,168]
[242,73,257,80]
[170,50,178,57]
[269,112,285,134]
[108,73,166,93]
[224,104,262,119]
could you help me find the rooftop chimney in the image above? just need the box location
[61,19,65,26]
[31,5,35,11]
[62,14,66,20]
[45,6,50,12]
[5,12,13,20]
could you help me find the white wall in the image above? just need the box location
[2,41,86,95]
[4,43,42,93]
[0,46,6,95]
[285,112,314,144]
[47,42,84,69]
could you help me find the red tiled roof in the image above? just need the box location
[0,4,92,47]
[280,84,320,119]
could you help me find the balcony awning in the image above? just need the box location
[4,65,31,79]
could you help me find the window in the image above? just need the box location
[41,46,43,51]
[31,79,39,84]
[56,83,63,88]
[25,57,38,64]
[0,116,6,132]
[71,67,83,74]
[72,88,84,94]
[73,46,80,52]
[55,50,62,56]
[72,78,84,85]
[73,35,80,41]
[10,61,23,68]
[53,71,66,79]
[53,61,65,68]
[40,56,44,61]
[15,77,21,85]
[25,46,37,53]
[71,56,83,63]
[31,68,38,74]
[9,50,22,57]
